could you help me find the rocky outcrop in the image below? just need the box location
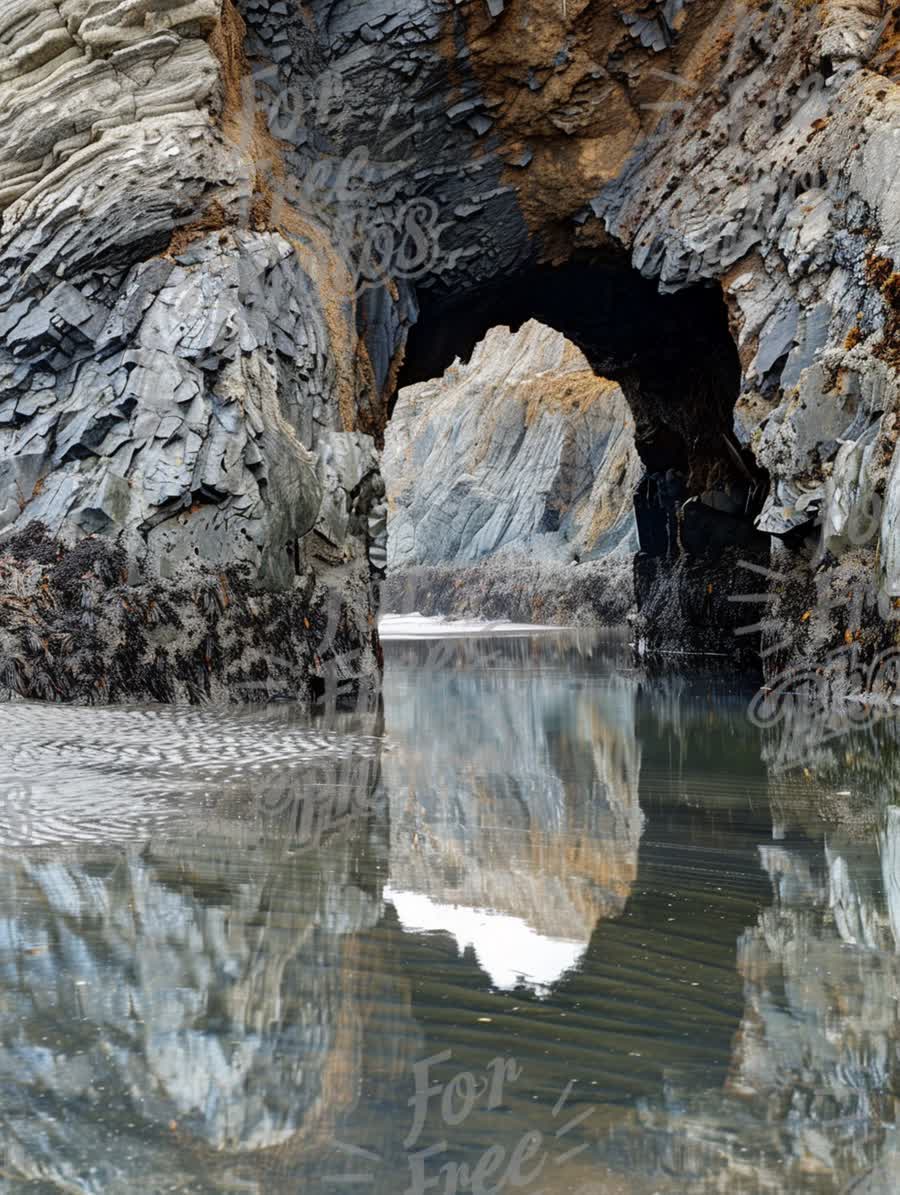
[383,319,640,622]
[383,554,638,626]
[0,0,897,699]
[0,0,392,705]
[386,321,639,568]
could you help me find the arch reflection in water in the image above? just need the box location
[0,632,898,1193]
[381,631,643,995]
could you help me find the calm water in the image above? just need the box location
[0,628,898,1193]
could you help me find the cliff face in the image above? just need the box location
[0,1,898,698]
[383,320,640,622]
[386,321,638,569]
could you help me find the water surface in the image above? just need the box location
[0,627,897,1193]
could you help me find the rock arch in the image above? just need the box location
[397,257,770,655]
[0,0,896,702]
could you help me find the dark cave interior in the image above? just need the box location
[399,259,770,569]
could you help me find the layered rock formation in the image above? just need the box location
[0,0,897,699]
[383,319,641,623]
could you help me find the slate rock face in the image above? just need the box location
[382,320,640,620]
[382,322,640,626]
[0,0,897,699]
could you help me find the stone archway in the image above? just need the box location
[0,0,896,703]
[395,256,770,658]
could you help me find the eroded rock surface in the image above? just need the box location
[0,0,897,698]
[383,320,640,622]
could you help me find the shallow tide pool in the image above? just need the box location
[0,625,897,1193]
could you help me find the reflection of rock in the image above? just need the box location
[880,806,900,947]
[0,818,419,1193]
[382,638,643,992]
[0,701,399,1190]
[728,826,900,1189]
[627,806,900,1193]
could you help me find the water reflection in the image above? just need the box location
[0,701,383,846]
[0,631,896,1192]
[624,818,900,1193]
[382,634,642,993]
[0,834,407,1190]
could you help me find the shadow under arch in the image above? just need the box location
[390,257,772,662]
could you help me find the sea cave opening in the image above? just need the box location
[382,259,771,662]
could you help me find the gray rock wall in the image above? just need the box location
[385,320,640,568]
[0,0,897,699]
[382,320,641,621]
